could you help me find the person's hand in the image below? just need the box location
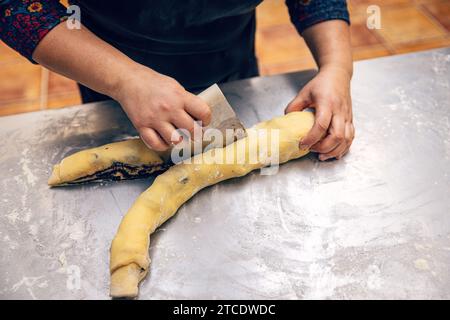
[114,65,211,151]
[285,65,354,161]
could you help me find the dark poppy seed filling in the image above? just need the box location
[64,162,169,185]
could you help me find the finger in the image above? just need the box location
[347,104,353,122]
[346,99,353,121]
[171,110,197,139]
[320,122,353,161]
[155,122,181,146]
[185,94,212,126]
[310,115,345,154]
[350,121,355,141]
[319,143,346,161]
[285,91,311,114]
[140,127,169,151]
[299,107,332,149]
[337,122,355,159]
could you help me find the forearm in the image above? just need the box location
[302,20,353,78]
[32,21,211,151]
[32,22,141,100]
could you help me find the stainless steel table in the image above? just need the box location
[1,48,449,299]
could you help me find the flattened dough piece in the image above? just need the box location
[48,139,168,186]
[110,111,315,298]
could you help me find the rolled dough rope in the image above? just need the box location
[109,111,314,298]
[48,139,169,186]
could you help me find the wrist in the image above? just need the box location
[319,63,353,80]
[108,62,150,102]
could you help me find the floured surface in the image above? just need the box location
[1,48,450,299]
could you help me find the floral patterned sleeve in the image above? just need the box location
[285,0,350,34]
[0,0,69,62]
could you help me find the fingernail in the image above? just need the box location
[298,140,309,150]
[319,155,327,161]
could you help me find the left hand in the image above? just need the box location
[285,65,355,161]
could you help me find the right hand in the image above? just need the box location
[114,65,211,151]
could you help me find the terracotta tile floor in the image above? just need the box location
[1,0,450,116]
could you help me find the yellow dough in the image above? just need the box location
[48,139,168,186]
[109,111,315,298]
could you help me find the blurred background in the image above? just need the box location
[0,0,449,116]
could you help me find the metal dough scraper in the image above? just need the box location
[198,83,246,143]
[169,84,246,162]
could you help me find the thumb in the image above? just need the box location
[284,91,311,114]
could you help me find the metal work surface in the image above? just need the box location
[1,48,450,299]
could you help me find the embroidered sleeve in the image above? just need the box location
[0,0,69,62]
[285,0,350,34]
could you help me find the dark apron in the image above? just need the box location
[72,0,262,103]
